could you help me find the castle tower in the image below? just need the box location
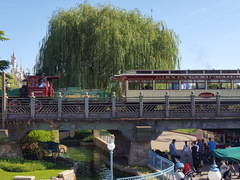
[11,52,17,75]
[10,52,25,84]
[20,64,24,80]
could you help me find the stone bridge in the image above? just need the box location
[1,93,240,165]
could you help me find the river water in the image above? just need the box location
[66,145,131,180]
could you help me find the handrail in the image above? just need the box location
[116,151,174,180]
[3,93,240,120]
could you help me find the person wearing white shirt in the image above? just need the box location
[182,141,190,163]
[39,79,46,88]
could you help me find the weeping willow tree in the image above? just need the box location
[35,3,181,89]
[0,30,9,41]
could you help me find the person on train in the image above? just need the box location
[39,79,46,88]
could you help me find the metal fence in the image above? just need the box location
[116,151,174,180]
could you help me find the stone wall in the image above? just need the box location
[128,141,151,166]
[52,169,76,180]
[94,136,108,151]
[0,142,22,158]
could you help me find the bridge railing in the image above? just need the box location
[2,91,240,120]
[116,150,174,180]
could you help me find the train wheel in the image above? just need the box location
[35,99,42,112]
[8,99,21,113]
[29,99,42,112]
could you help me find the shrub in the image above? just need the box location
[21,130,59,154]
[26,130,59,142]
[63,130,93,140]
[82,134,93,142]
[0,157,56,172]
[75,130,92,139]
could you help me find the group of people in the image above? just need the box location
[168,137,240,180]
[169,138,216,176]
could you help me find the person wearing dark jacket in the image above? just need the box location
[191,141,203,175]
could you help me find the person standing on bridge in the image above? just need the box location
[169,139,178,163]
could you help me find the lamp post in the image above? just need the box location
[107,135,115,180]
[208,160,221,180]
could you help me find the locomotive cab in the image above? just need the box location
[21,75,59,98]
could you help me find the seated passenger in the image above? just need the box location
[39,79,46,88]
[173,83,179,90]
[143,85,149,89]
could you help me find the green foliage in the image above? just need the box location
[26,130,59,142]
[82,134,93,142]
[0,30,9,41]
[35,3,181,90]
[63,130,92,140]
[0,165,70,179]
[0,157,56,172]
[0,60,10,71]
[0,73,20,89]
[21,130,59,154]
[129,166,154,174]
[173,129,197,135]
[75,130,92,139]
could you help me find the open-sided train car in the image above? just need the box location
[113,69,240,102]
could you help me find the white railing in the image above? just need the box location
[116,150,174,180]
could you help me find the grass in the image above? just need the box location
[0,157,71,180]
[130,166,155,174]
[0,157,55,172]
[0,165,69,180]
[172,129,197,135]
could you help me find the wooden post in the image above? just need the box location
[216,91,221,117]
[84,92,89,118]
[165,92,169,117]
[111,92,116,118]
[1,72,6,129]
[30,92,35,119]
[191,91,195,117]
[139,92,143,117]
[57,92,62,119]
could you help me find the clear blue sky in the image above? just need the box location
[1,0,240,74]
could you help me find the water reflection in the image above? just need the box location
[67,145,130,180]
